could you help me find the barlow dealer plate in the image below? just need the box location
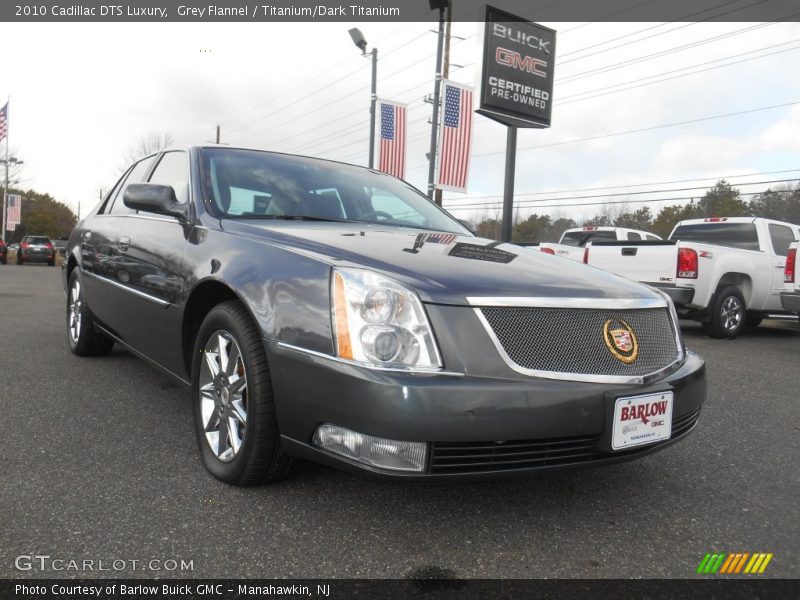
[612,392,673,450]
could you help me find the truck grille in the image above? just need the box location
[430,408,701,474]
[478,306,679,379]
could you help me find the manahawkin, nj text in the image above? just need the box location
[19,4,401,19]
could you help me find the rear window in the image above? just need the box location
[560,230,617,246]
[669,223,760,250]
[26,236,50,244]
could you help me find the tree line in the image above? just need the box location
[472,180,800,242]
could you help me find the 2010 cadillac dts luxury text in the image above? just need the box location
[63,146,706,484]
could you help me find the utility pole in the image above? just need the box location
[215,125,220,144]
[433,1,453,207]
[426,4,446,200]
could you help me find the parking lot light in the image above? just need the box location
[348,28,377,170]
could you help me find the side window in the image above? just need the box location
[627,232,642,241]
[646,234,660,241]
[98,167,132,215]
[108,156,156,215]
[148,151,189,205]
[768,223,795,257]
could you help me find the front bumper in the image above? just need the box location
[268,341,706,480]
[781,292,800,314]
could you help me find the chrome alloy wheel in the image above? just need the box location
[198,330,248,462]
[721,295,743,332]
[68,279,82,343]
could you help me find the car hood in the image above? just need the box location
[221,220,662,306]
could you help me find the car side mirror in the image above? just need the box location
[123,183,187,221]
[457,219,477,235]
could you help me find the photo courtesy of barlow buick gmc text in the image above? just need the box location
[0,1,798,599]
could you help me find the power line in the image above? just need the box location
[442,168,800,203]
[445,189,790,213]
[442,178,800,210]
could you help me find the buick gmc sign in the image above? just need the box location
[479,6,556,128]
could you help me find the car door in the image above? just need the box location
[81,156,155,328]
[110,151,192,375]
[767,222,797,309]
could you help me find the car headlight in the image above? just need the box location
[331,267,442,370]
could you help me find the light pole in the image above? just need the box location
[348,28,377,169]
[1,156,23,243]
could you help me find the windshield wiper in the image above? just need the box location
[234,214,350,223]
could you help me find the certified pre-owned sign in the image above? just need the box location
[479,6,556,128]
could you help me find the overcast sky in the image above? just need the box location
[2,19,800,222]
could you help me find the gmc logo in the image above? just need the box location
[496,47,548,78]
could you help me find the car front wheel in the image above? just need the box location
[66,270,115,356]
[191,301,292,485]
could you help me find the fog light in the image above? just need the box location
[312,424,427,472]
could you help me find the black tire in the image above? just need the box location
[48,260,55,267]
[191,300,292,486]
[66,270,115,356]
[16,255,22,265]
[701,286,746,339]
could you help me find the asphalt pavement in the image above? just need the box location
[1,265,798,579]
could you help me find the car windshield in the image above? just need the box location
[199,148,470,235]
[27,236,50,244]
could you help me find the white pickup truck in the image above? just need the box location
[782,240,799,316]
[534,227,661,261]
[583,217,800,338]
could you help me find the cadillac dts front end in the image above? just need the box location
[267,268,706,480]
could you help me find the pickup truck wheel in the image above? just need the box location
[191,301,293,486]
[66,270,115,356]
[702,286,745,339]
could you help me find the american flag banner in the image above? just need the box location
[7,194,21,227]
[378,100,407,179]
[0,102,7,142]
[436,80,474,193]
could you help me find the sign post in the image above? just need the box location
[478,6,556,241]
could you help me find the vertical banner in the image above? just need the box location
[436,80,474,193]
[0,102,7,141]
[378,100,407,179]
[7,194,21,228]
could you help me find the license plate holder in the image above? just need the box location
[611,391,673,451]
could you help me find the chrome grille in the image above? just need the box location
[478,306,679,378]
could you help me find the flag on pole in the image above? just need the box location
[436,80,474,193]
[378,100,407,179]
[0,102,7,141]
[7,194,21,227]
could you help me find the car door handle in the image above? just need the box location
[118,236,130,252]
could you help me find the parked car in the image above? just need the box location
[64,146,706,485]
[9,243,19,252]
[534,227,661,261]
[17,235,56,266]
[583,217,800,338]
[782,241,799,317]
[52,239,68,257]
[0,238,6,264]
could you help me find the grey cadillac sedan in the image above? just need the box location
[64,146,706,484]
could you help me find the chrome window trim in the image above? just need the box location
[466,297,668,309]
[472,300,685,385]
[274,341,464,377]
[83,271,170,308]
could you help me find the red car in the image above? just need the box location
[0,238,7,264]
[17,235,55,266]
